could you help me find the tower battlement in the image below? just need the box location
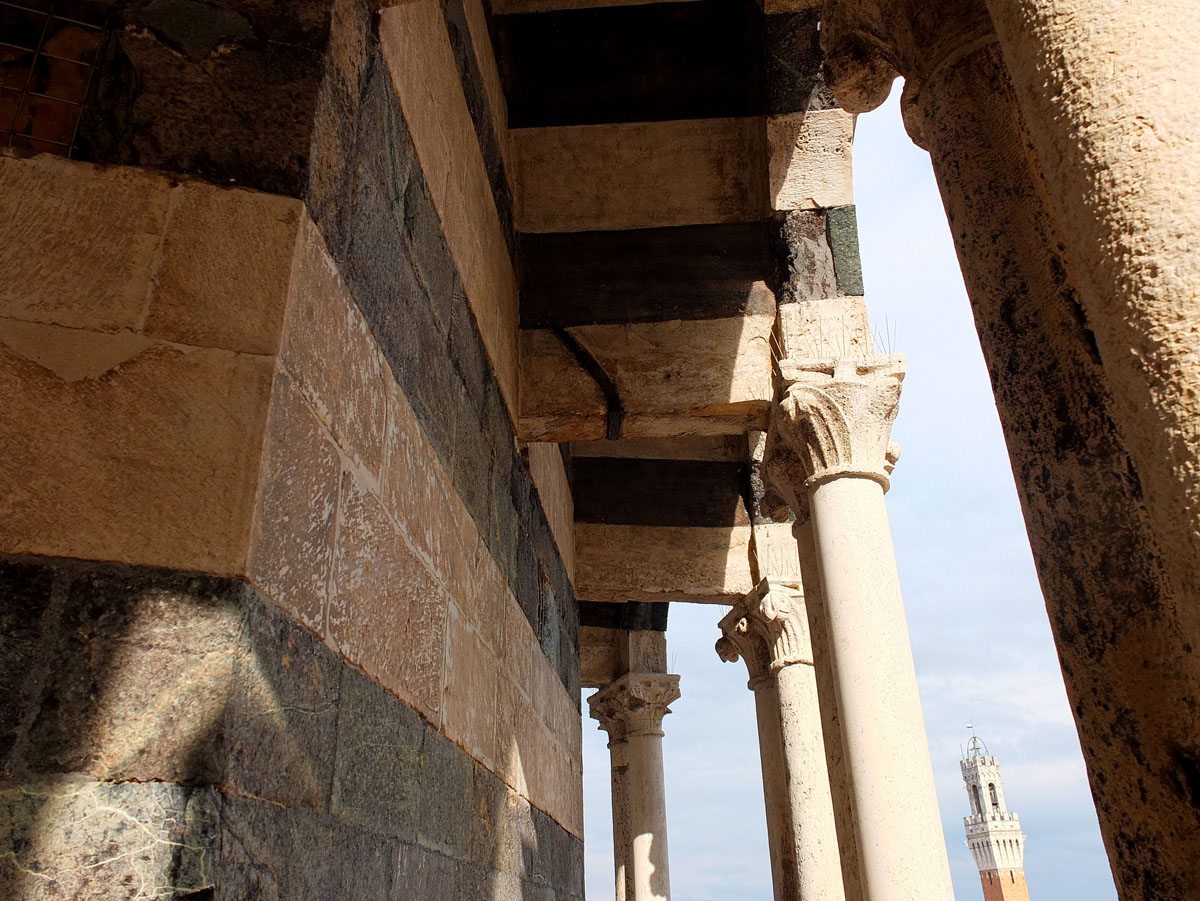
[961,733,1031,901]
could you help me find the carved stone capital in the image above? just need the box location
[589,673,681,740]
[820,0,996,143]
[772,355,905,493]
[717,579,815,691]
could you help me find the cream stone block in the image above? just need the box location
[576,523,755,603]
[494,0,696,11]
[768,109,856,211]
[571,435,746,462]
[147,183,301,355]
[525,442,575,582]
[443,602,500,770]
[0,327,273,573]
[281,219,389,480]
[462,0,509,167]
[762,0,820,10]
[0,154,170,332]
[581,626,623,688]
[379,2,520,416]
[330,473,449,723]
[778,295,873,360]
[249,369,341,633]
[520,304,775,442]
[512,117,769,232]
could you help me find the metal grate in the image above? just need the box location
[0,0,112,156]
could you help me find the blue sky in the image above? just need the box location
[581,87,1119,900]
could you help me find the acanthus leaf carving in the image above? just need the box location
[588,673,681,740]
[773,355,905,493]
[716,579,815,691]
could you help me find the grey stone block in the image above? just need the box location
[330,667,425,842]
[826,205,865,297]
[0,779,217,900]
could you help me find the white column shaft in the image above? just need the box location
[627,731,671,901]
[609,737,633,901]
[753,684,797,901]
[809,476,952,900]
[775,662,846,900]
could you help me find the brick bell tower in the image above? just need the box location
[961,729,1031,901]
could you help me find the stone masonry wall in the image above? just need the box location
[0,0,583,892]
[0,559,582,899]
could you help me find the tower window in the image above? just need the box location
[989,782,1000,809]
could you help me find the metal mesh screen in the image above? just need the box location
[0,0,111,155]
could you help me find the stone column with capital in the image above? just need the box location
[717,578,847,901]
[766,354,953,901]
[589,672,681,901]
[817,2,1200,893]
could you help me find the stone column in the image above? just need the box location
[818,2,1200,893]
[717,579,846,901]
[768,355,953,901]
[589,673,681,901]
[984,0,1200,624]
[606,717,634,901]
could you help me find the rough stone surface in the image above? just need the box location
[767,109,855,211]
[77,0,328,195]
[824,205,864,297]
[775,209,839,304]
[511,117,769,232]
[0,557,584,899]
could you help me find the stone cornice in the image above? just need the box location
[772,355,905,492]
[588,672,681,740]
[717,578,815,691]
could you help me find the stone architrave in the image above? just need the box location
[717,578,846,901]
[767,354,954,901]
[589,673,681,901]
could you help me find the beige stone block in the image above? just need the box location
[146,182,301,355]
[768,109,856,211]
[571,435,747,462]
[442,603,499,769]
[468,538,510,654]
[762,0,820,10]
[493,0,696,11]
[330,473,448,722]
[752,521,804,582]
[511,117,769,232]
[378,3,520,416]
[0,155,170,331]
[282,219,388,479]
[581,625,621,688]
[462,0,509,167]
[524,442,575,582]
[494,676,533,798]
[575,523,755,603]
[0,325,271,572]
[382,377,450,575]
[778,295,874,360]
[248,370,341,633]
[520,303,775,441]
[500,594,538,700]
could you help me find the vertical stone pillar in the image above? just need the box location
[590,672,681,901]
[984,0,1200,622]
[768,355,953,901]
[817,2,1200,892]
[717,579,846,901]
[792,518,863,901]
[607,718,634,901]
